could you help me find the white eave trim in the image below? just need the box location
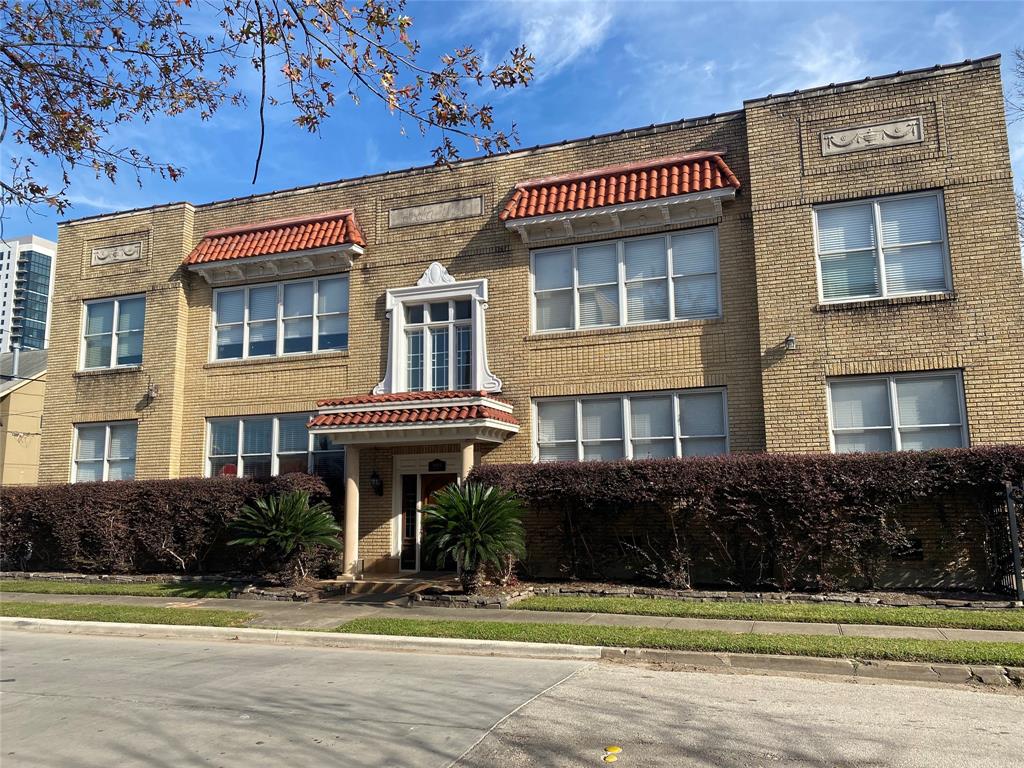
[504,187,736,243]
[307,418,519,445]
[187,243,364,285]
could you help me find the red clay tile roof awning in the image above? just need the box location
[309,390,519,436]
[185,210,365,266]
[499,151,741,222]
[309,404,518,429]
[316,390,510,408]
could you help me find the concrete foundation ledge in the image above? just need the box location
[0,617,603,661]
[599,647,1017,687]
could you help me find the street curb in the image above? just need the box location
[2,617,1018,687]
[0,617,603,661]
[601,647,1020,687]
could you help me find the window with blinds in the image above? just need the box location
[73,421,137,482]
[81,295,146,370]
[814,192,950,302]
[212,276,349,361]
[531,227,721,332]
[206,414,345,478]
[828,371,966,453]
[535,389,728,462]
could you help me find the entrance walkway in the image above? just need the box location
[2,591,1022,643]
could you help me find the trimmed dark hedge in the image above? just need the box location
[470,447,1024,591]
[0,474,332,574]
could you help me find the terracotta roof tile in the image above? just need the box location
[185,210,365,265]
[498,151,741,222]
[309,404,518,428]
[316,390,510,407]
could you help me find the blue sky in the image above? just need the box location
[5,0,1024,241]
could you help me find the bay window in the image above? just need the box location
[405,299,473,391]
[73,421,137,481]
[535,389,728,462]
[207,415,345,478]
[81,295,146,369]
[532,227,720,332]
[828,371,966,453]
[814,192,950,302]
[212,275,348,361]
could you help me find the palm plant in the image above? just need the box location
[422,482,526,594]
[228,491,342,581]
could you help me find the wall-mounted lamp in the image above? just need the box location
[368,470,384,496]
[784,333,797,351]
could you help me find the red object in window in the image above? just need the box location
[220,464,237,477]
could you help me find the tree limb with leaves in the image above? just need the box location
[0,0,534,218]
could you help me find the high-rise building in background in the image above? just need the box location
[0,235,58,353]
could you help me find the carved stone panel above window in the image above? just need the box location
[92,241,143,266]
[820,117,923,156]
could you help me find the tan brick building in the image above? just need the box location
[38,56,1023,575]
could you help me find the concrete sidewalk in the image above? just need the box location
[2,590,1023,643]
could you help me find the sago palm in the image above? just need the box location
[228,491,342,580]
[422,482,526,594]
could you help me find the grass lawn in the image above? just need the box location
[512,596,1024,632]
[0,601,254,627]
[335,617,1024,666]
[0,580,234,599]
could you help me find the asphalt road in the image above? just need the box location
[1,631,1021,768]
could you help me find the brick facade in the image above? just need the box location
[38,57,1023,573]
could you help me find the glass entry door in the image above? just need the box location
[399,473,457,571]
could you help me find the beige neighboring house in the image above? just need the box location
[0,349,46,485]
[36,55,1024,578]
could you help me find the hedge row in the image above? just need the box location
[0,474,331,574]
[470,447,1024,591]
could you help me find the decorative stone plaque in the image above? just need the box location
[820,117,923,156]
[389,196,483,228]
[92,241,143,265]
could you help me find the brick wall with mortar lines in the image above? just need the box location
[38,59,1022,567]
[744,59,1024,452]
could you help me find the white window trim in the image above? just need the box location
[532,388,729,462]
[404,300,474,392]
[374,262,501,395]
[813,190,952,304]
[79,294,146,371]
[71,420,138,482]
[205,414,345,477]
[209,274,349,362]
[826,370,968,453]
[530,226,722,334]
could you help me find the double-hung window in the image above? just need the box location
[207,415,346,478]
[82,296,146,369]
[73,421,137,481]
[405,299,473,391]
[535,389,728,462]
[814,192,950,302]
[828,371,966,453]
[532,228,721,332]
[212,276,349,361]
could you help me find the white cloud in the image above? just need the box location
[931,10,965,62]
[450,1,616,81]
[778,15,867,92]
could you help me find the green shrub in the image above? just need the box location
[471,446,1024,591]
[422,482,526,593]
[229,491,342,582]
[0,474,331,574]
